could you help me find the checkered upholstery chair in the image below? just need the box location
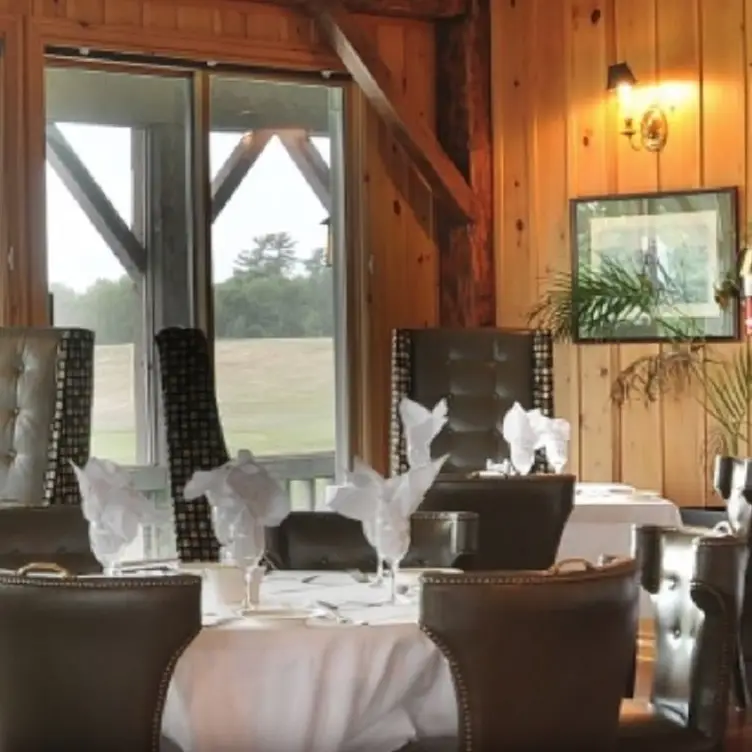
[0,327,93,507]
[155,327,225,562]
[390,328,554,474]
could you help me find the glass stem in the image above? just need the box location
[390,560,400,604]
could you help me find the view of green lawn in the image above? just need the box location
[92,337,336,464]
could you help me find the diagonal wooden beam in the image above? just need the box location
[211,129,274,222]
[46,124,146,280]
[306,0,478,222]
[277,129,331,213]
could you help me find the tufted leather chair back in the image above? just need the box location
[390,328,553,475]
[420,558,639,751]
[267,511,479,571]
[156,327,227,563]
[0,506,98,573]
[0,567,201,751]
[634,524,748,743]
[420,474,574,570]
[0,327,93,506]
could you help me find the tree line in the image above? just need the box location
[51,233,334,345]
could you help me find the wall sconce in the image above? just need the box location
[606,61,669,153]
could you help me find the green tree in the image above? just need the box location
[233,232,298,279]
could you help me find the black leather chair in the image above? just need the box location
[390,327,554,475]
[403,558,639,751]
[0,506,99,574]
[420,474,574,570]
[0,564,201,751]
[267,510,479,571]
[619,525,748,750]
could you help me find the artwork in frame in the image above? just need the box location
[570,187,739,343]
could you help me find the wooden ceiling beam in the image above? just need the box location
[306,0,478,222]
[234,0,469,21]
[436,0,495,325]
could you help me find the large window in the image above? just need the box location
[209,77,344,507]
[45,65,194,466]
[44,57,349,538]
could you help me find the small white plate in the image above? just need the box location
[242,607,317,627]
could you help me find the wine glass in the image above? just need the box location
[362,502,386,586]
[377,513,411,604]
[227,516,266,613]
[90,524,126,576]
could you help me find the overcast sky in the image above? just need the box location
[47,124,331,292]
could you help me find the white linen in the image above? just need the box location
[558,490,681,617]
[163,571,456,752]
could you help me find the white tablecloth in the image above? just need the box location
[162,571,455,752]
[558,485,682,617]
[163,488,682,751]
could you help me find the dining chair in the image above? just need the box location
[266,510,479,571]
[420,474,574,570]
[0,564,201,751]
[0,327,93,507]
[390,327,554,475]
[618,524,748,750]
[402,557,639,751]
[156,327,227,562]
[0,505,99,574]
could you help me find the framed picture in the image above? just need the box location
[571,187,739,343]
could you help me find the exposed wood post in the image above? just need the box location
[277,129,331,213]
[435,0,495,326]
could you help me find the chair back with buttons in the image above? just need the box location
[0,327,93,506]
[0,566,201,751]
[420,474,574,570]
[390,328,553,475]
[633,524,747,744]
[156,327,228,563]
[266,510,479,571]
[419,558,639,751]
[0,506,99,573]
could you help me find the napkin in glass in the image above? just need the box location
[501,402,538,475]
[183,449,290,564]
[398,397,448,468]
[71,457,159,572]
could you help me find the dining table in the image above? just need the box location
[161,570,457,752]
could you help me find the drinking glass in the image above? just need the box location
[227,519,266,613]
[378,517,411,604]
[362,508,386,586]
[90,524,125,576]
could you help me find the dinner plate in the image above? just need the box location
[242,607,317,627]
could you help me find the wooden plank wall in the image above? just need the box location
[0,0,438,471]
[492,0,750,507]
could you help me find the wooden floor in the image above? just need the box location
[635,658,752,748]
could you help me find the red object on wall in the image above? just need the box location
[745,297,752,336]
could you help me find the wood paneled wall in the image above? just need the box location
[492,0,750,506]
[0,0,439,471]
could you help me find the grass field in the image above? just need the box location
[92,337,336,464]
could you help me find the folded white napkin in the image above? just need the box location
[528,409,571,473]
[501,402,538,475]
[71,458,158,569]
[184,449,290,563]
[399,397,447,468]
[327,455,447,562]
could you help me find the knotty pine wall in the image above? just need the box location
[0,0,438,469]
[492,0,751,506]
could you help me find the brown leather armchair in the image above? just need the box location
[0,565,201,751]
[0,505,99,574]
[619,525,748,750]
[420,474,574,570]
[404,558,639,751]
[266,510,479,571]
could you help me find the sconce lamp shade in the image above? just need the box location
[606,62,637,91]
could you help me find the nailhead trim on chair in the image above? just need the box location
[419,559,636,751]
[0,571,201,752]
